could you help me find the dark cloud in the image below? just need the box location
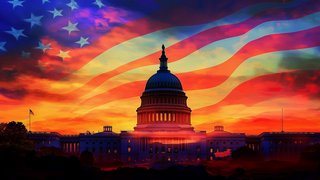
[0,88,27,100]
[261,70,320,99]
[279,48,320,70]
[106,0,266,25]
[0,68,19,82]
[0,50,70,84]
[0,85,71,102]
[273,48,320,100]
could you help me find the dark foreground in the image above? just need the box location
[0,146,320,180]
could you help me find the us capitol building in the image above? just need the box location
[28,45,320,163]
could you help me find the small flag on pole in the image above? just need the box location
[29,109,34,116]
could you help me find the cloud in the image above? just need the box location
[0,88,27,100]
[193,70,320,116]
[227,113,320,134]
[31,117,104,134]
[279,48,320,70]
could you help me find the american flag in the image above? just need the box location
[0,0,319,134]
[29,109,34,116]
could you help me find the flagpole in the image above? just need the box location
[281,108,284,133]
[29,109,31,132]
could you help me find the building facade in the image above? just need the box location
[78,126,120,162]
[257,132,320,161]
[207,126,246,160]
[27,45,320,163]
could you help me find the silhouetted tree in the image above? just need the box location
[0,121,32,149]
[0,123,6,142]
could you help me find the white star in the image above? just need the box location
[21,51,31,58]
[35,42,51,53]
[75,37,89,47]
[62,21,79,35]
[24,13,43,28]
[48,8,63,19]
[5,27,27,40]
[42,0,50,4]
[93,0,105,8]
[57,50,71,60]
[67,0,79,10]
[0,42,7,52]
[8,0,24,9]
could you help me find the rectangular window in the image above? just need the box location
[167,147,171,153]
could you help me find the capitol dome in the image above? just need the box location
[145,44,183,92]
[145,71,183,92]
[135,45,194,132]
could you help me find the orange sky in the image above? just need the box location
[1,0,320,135]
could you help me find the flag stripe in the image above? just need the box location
[77,27,320,109]
[46,0,308,95]
[63,0,270,71]
[66,1,320,99]
[74,1,304,75]
[80,10,320,100]
[79,47,320,118]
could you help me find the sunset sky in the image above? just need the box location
[0,0,319,134]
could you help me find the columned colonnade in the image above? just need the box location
[62,142,80,153]
[137,111,191,124]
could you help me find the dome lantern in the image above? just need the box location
[159,44,168,71]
